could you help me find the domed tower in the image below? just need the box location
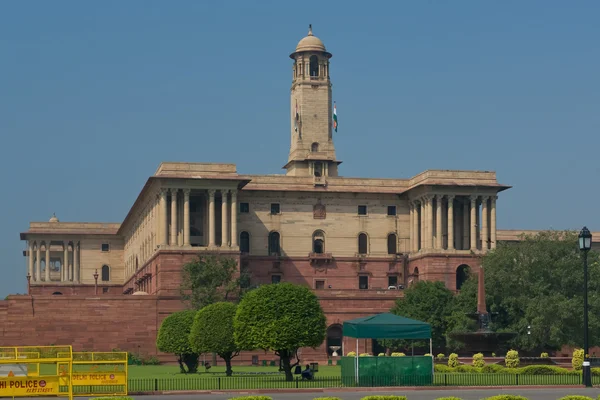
[283,25,341,179]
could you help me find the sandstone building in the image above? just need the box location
[5,27,598,362]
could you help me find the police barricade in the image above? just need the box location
[0,346,73,399]
[58,352,128,397]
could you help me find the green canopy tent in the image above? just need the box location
[342,313,433,382]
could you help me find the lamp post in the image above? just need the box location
[26,273,31,295]
[579,226,593,388]
[93,269,99,295]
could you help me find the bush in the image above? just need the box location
[472,353,485,368]
[378,353,386,356]
[359,353,370,357]
[434,364,453,373]
[481,364,506,374]
[436,353,445,360]
[156,310,199,373]
[314,398,342,400]
[391,352,405,357]
[517,365,569,375]
[346,351,356,357]
[455,365,480,373]
[361,397,407,400]
[448,353,459,368]
[229,397,272,400]
[482,396,529,400]
[540,352,549,358]
[505,350,519,368]
[572,349,584,371]
[557,397,594,400]
[435,398,462,400]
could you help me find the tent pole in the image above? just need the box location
[430,338,433,374]
[355,339,359,384]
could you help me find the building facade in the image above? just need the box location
[6,27,598,362]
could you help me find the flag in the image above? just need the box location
[333,102,338,132]
[295,100,299,131]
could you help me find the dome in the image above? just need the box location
[49,213,59,223]
[290,25,332,59]
[132,291,148,296]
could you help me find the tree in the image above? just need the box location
[479,230,600,353]
[234,282,326,381]
[180,254,251,310]
[383,280,457,352]
[189,302,240,376]
[156,310,199,373]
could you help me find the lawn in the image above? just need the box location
[127,364,340,378]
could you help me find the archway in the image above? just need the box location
[313,230,325,254]
[326,324,343,356]
[456,264,470,290]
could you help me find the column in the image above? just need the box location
[68,244,73,281]
[63,242,68,282]
[463,199,469,249]
[221,190,229,246]
[419,199,425,249]
[208,189,216,247]
[408,202,414,252]
[183,189,191,246]
[28,242,34,280]
[481,196,489,250]
[427,196,434,249]
[436,195,443,249]
[231,190,238,248]
[414,202,420,251]
[35,244,40,282]
[470,196,477,250]
[490,195,497,249]
[447,196,455,250]
[45,243,50,282]
[160,188,168,246]
[74,241,80,283]
[170,188,178,246]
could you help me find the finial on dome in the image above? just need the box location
[49,213,59,223]
[308,24,313,36]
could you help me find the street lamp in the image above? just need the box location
[93,269,99,295]
[579,226,593,388]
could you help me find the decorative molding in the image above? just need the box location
[313,203,326,219]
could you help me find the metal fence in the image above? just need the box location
[127,373,596,392]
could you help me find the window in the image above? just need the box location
[315,280,325,289]
[309,55,319,77]
[101,265,110,282]
[101,243,110,252]
[388,276,398,288]
[312,230,325,254]
[240,231,250,253]
[240,203,249,213]
[268,231,280,256]
[387,233,397,255]
[271,275,281,284]
[270,203,280,214]
[358,233,368,254]
[358,205,367,215]
[359,276,369,290]
[387,206,396,216]
[102,287,109,294]
[311,142,319,152]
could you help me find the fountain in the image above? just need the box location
[449,267,517,355]
[329,346,341,357]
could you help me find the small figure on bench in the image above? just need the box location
[301,364,313,380]
[204,362,211,372]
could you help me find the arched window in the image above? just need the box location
[240,231,250,253]
[268,231,280,256]
[456,264,470,290]
[309,55,319,77]
[101,265,110,282]
[326,324,343,356]
[387,233,397,255]
[358,233,368,254]
[313,230,325,254]
[52,292,63,295]
[311,142,319,152]
[413,267,420,283]
[314,162,323,177]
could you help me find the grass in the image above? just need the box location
[127,364,341,378]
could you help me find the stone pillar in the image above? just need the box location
[427,196,434,249]
[35,244,40,282]
[490,195,497,249]
[45,243,50,282]
[170,189,178,246]
[208,189,216,247]
[28,242,34,281]
[481,196,489,250]
[221,190,228,247]
[447,195,455,250]
[231,190,238,248]
[183,189,191,246]
[470,196,477,250]
[160,188,168,246]
[436,195,443,249]
[420,200,425,250]
[63,242,68,282]
[462,199,469,249]
[414,202,420,251]
[74,241,80,283]
[409,202,414,252]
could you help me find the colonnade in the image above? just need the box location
[27,240,80,283]
[409,194,497,252]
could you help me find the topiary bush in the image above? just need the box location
[314,398,342,400]
[482,396,529,400]
[472,353,485,368]
[391,352,405,357]
[572,349,584,371]
[229,397,273,400]
[557,397,594,400]
[540,352,549,358]
[436,353,445,360]
[435,398,463,400]
[359,353,370,357]
[156,310,199,373]
[481,364,506,374]
[346,351,356,356]
[448,353,459,368]
[378,353,386,356]
[434,364,453,373]
[361,397,407,400]
[505,350,519,368]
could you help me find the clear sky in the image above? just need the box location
[1,1,599,298]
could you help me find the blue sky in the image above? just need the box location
[1,1,599,297]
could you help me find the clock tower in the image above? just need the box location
[284,25,341,179]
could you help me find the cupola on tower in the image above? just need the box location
[284,25,341,180]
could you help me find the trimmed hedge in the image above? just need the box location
[314,398,342,400]
[557,396,594,400]
[433,363,600,375]
[448,353,459,368]
[435,397,462,400]
[229,397,272,400]
[482,396,528,400]
[361,397,407,400]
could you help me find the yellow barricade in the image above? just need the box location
[58,352,128,397]
[0,346,73,400]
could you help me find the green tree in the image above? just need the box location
[180,254,251,310]
[156,310,199,373]
[189,302,240,376]
[383,281,457,352]
[234,282,326,381]
[479,230,600,353]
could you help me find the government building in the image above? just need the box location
[4,27,598,362]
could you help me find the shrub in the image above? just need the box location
[435,398,462,400]
[425,353,431,356]
[455,365,479,373]
[492,352,496,357]
[481,364,506,374]
[572,349,584,371]
[482,396,529,400]
[346,351,356,357]
[436,353,445,360]
[229,397,273,400]
[391,352,406,357]
[314,398,342,400]
[472,353,485,368]
[434,364,453,373]
[361,397,407,400]
[378,353,386,356]
[557,397,594,400]
[505,350,519,368]
[540,352,549,358]
[359,353,370,357]
[448,353,459,368]
[156,310,199,373]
